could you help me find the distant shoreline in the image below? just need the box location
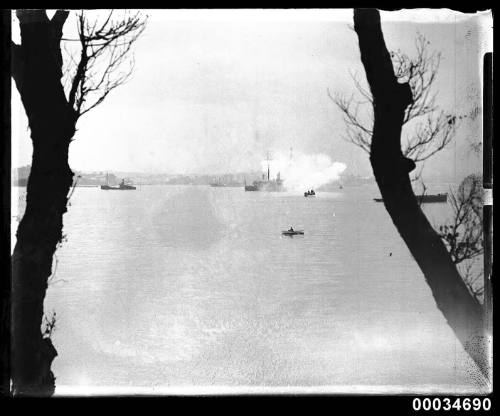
[13,184,100,188]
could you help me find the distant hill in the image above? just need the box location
[12,166,262,187]
[13,165,460,188]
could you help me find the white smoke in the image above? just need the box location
[260,151,347,192]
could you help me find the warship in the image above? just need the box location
[244,153,285,192]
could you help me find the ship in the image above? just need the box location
[101,173,136,190]
[374,193,447,203]
[244,172,284,192]
[244,153,285,192]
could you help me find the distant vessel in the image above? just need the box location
[304,190,316,197]
[244,153,285,192]
[101,174,136,190]
[282,228,304,236]
[374,193,447,203]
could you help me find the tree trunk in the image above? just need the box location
[11,10,75,396]
[353,9,489,380]
[1,10,12,397]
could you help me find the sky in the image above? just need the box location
[11,9,492,182]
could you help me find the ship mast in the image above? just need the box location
[267,151,270,181]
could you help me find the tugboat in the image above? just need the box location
[116,179,136,190]
[101,173,136,190]
[282,227,304,236]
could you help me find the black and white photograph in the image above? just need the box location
[3,8,493,400]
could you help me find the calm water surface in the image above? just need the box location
[12,184,488,394]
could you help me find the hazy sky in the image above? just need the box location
[12,9,492,181]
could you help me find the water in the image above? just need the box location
[12,184,488,394]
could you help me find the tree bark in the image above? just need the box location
[11,10,76,396]
[353,9,489,380]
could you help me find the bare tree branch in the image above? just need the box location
[63,10,147,119]
[437,174,484,303]
[332,31,457,164]
[439,174,484,263]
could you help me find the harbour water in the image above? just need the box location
[12,184,488,394]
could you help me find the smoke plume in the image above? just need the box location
[260,151,346,192]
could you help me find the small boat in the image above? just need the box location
[245,184,259,191]
[417,193,448,203]
[282,229,304,236]
[304,189,316,197]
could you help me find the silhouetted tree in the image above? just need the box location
[10,9,146,396]
[351,9,489,380]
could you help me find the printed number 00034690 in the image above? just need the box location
[412,398,491,411]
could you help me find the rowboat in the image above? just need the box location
[282,230,304,236]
